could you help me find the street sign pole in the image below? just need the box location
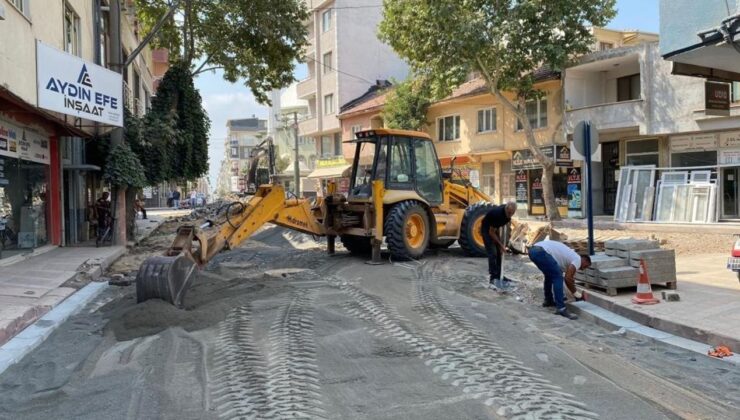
[584,122,595,256]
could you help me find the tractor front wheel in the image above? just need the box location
[385,201,430,260]
[459,202,496,257]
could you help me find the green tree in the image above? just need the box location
[382,78,431,131]
[135,0,309,103]
[275,155,291,173]
[379,0,616,220]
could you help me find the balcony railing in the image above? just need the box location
[298,117,317,136]
[297,78,316,99]
[565,99,645,134]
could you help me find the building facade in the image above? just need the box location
[217,117,267,194]
[296,0,408,164]
[0,0,161,256]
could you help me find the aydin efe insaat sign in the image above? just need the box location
[36,41,123,127]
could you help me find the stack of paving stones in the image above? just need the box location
[574,239,676,296]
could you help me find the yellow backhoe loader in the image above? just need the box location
[136,129,498,307]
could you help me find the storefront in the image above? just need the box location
[0,116,54,258]
[512,145,573,217]
[307,157,351,196]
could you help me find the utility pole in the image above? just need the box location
[293,112,300,197]
[109,0,127,246]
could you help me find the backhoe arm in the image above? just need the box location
[136,184,325,308]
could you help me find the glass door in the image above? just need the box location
[722,167,740,219]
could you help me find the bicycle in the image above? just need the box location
[96,215,114,247]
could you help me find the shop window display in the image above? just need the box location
[0,157,49,257]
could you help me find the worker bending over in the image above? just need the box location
[481,202,517,288]
[528,239,591,320]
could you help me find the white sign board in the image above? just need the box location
[670,133,718,152]
[230,176,240,192]
[720,131,740,148]
[0,117,50,164]
[36,41,123,127]
[720,149,740,165]
[469,170,480,188]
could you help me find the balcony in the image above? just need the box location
[298,117,318,136]
[297,77,316,99]
[565,99,645,134]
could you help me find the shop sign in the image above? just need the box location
[567,168,582,211]
[316,156,348,168]
[512,146,572,170]
[705,81,730,117]
[0,118,49,164]
[670,134,718,152]
[720,149,740,165]
[515,170,528,203]
[36,41,123,127]
[530,175,544,206]
[720,131,740,148]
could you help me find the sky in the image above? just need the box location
[195,0,660,189]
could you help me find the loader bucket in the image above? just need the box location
[136,254,198,308]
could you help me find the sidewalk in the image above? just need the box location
[574,253,740,351]
[0,215,166,346]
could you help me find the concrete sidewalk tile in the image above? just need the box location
[0,285,52,298]
[626,325,673,341]
[660,335,712,354]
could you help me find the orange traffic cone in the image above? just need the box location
[632,259,659,305]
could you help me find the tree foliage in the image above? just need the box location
[104,143,148,188]
[379,0,616,219]
[135,0,309,103]
[382,78,433,131]
[127,62,210,184]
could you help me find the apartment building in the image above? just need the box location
[297,0,408,168]
[219,117,267,193]
[564,26,740,223]
[0,0,163,253]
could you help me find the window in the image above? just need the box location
[625,139,659,166]
[333,133,342,156]
[351,125,363,137]
[99,10,110,67]
[517,99,548,130]
[731,82,740,103]
[64,4,81,56]
[437,115,460,141]
[617,74,641,101]
[389,137,412,185]
[414,138,443,203]
[323,51,333,74]
[322,10,332,32]
[324,94,334,115]
[230,147,239,158]
[321,135,333,157]
[671,151,717,167]
[599,42,614,51]
[10,0,28,17]
[477,108,496,133]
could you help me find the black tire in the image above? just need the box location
[429,239,456,249]
[340,234,372,255]
[459,202,496,257]
[384,201,430,260]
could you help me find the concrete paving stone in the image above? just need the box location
[629,249,675,259]
[0,285,53,298]
[0,274,77,289]
[589,255,627,269]
[605,239,660,251]
[597,267,640,279]
[626,325,673,341]
[605,248,617,256]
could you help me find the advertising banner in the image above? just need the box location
[567,168,582,211]
[515,170,528,203]
[512,145,572,170]
[0,117,49,164]
[37,41,123,127]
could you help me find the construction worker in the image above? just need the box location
[528,239,591,320]
[481,202,517,288]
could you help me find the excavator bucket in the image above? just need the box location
[136,254,198,309]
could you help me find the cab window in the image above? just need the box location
[413,138,443,203]
[388,136,412,188]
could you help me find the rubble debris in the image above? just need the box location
[661,291,680,302]
[109,273,133,287]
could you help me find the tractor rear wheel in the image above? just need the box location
[385,201,430,260]
[340,235,372,255]
[459,202,496,257]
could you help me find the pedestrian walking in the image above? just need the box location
[528,239,591,320]
[95,191,111,239]
[190,190,197,208]
[172,189,181,209]
[481,202,517,288]
[134,197,147,219]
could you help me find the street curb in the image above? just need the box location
[0,281,109,376]
[576,290,740,352]
[568,300,740,366]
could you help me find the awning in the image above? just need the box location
[307,164,352,179]
[63,164,101,171]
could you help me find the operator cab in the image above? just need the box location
[348,129,444,204]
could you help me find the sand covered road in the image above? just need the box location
[0,227,737,419]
